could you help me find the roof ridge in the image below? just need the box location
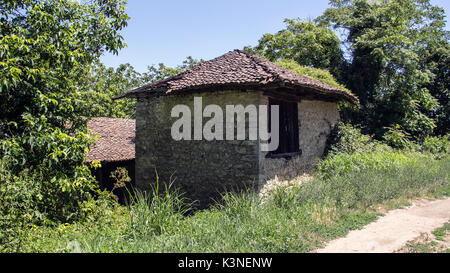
[238,49,329,89]
[236,49,280,83]
[114,49,358,104]
[115,50,240,99]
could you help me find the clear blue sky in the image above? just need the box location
[101,0,450,73]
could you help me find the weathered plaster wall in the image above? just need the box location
[259,95,340,185]
[136,89,340,206]
[136,90,260,208]
[298,100,340,162]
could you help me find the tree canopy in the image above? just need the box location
[0,0,129,227]
[248,0,449,140]
[81,56,203,119]
[245,19,345,81]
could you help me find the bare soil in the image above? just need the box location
[317,197,450,253]
[396,221,450,253]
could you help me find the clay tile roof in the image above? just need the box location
[86,117,135,163]
[115,49,358,104]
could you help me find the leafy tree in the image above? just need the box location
[421,38,449,136]
[0,0,129,233]
[141,56,203,83]
[247,0,448,141]
[82,56,203,119]
[81,62,143,118]
[245,19,345,81]
[318,0,449,139]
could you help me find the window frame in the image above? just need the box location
[266,97,301,159]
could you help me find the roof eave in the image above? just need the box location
[114,83,358,106]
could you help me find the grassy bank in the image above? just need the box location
[19,150,450,253]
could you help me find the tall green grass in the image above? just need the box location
[19,150,449,253]
[300,154,449,209]
[16,122,450,253]
[126,180,189,239]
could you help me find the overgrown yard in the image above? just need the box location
[18,148,450,253]
[1,0,449,255]
[397,221,450,253]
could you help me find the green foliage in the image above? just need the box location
[141,56,203,84]
[321,121,448,183]
[325,122,378,155]
[248,0,449,140]
[107,167,132,202]
[110,167,131,190]
[318,0,449,139]
[126,176,189,239]
[382,125,412,149]
[82,57,203,119]
[0,0,129,249]
[0,164,38,252]
[80,63,142,119]
[245,19,345,81]
[18,154,450,253]
[423,43,450,136]
[318,146,418,181]
[0,159,102,252]
[275,59,351,93]
[326,122,449,158]
[421,135,450,156]
[303,155,448,210]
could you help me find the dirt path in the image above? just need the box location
[317,197,450,253]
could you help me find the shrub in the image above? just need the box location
[0,166,39,252]
[324,122,380,155]
[317,146,422,180]
[0,158,103,252]
[382,125,413,149]
[421,135,449,157]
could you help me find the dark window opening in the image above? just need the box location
[267,98,301,158]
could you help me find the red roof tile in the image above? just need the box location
[115,49,358,104]
[86,117,135,162]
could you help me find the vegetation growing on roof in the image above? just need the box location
[275,59,352,95]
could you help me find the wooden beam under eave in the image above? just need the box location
[262,89,302,102]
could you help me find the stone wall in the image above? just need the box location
[259,95,340,185]
[135,90,260,208]
[136,89,340,207]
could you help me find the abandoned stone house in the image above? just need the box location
[115,49,359,208]
[86,117,136,203]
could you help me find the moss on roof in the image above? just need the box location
[275,59,353,95]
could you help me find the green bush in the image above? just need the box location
[421,135,449,156]
[317,146,421,180]
[0,166,39,252]
[324,122,379,155]
[0,157,108,252]
[382,125,413,149]
[0,0,128,252]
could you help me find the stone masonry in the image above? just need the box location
[136,89,340,208]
